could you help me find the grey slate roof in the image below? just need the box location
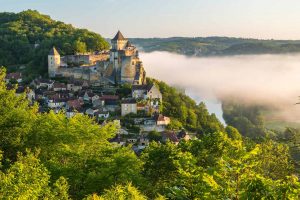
[112,31,126,41]
[132,84,153,91]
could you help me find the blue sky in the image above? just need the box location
[1,0,300,39]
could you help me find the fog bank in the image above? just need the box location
[140,52,300,123]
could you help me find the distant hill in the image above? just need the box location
[0,10,109,78]
[130,37,300,56]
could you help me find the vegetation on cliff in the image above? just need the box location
[0,68,298,199]
[0,10,109,77]
[148,78,224,134]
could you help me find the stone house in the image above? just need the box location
[66,99,84,110]
[98,111,110,119]
[121,98,137,116]
[53,82,67,92]
[47,98,67,109]
[86,108,99,116]
[83,91,94,102]
[33,79,54,90]
[67,80,83,92]
[92,99,104,108]
[155,114,171,126]
[5,72,22,83]
[91,94,100,103]
[132,84,162,102]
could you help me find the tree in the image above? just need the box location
[0,68,37,163]
[141,142,181,196]
[0,10,109,76]
[0,150,70,200]
[254,140,294,180]
[73,40,87,54]
[226,126,242,140]
[26,111,143,198]
[167,118,183,131]
[85,183,147,200]
[147,130,162,142]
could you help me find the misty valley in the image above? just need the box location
[2,8,300,200]
[141,51,300,124]
[142,51,300,166]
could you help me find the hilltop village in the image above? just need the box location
[5,31,194,151]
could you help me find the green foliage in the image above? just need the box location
[254,140,294,180]
[141,142,181,195]
[148,78,224,134]
[0,10,109,76]
[85,183,147,200]
[0,69,299,199]
[73,40,87,54]
[225,125,242,140]
[147,130,162,142]
[222,100,267,139]
[166,118,183,131]
[0,67,38,163]
[0,151,70,200]
[26,112,143,199]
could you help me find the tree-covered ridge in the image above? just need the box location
[148,78,224,134]
[0,67,299,199]
[0,10,109,76]
[131,37,300,56]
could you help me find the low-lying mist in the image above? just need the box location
[140,52,300,123]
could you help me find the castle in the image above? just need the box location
[48,31,146,85]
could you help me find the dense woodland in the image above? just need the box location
[222,100,300,172]
[148,78,224,134]
[0,10,109,79]
[0,68,299,199]
[131,37,300,57]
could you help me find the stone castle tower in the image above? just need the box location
[48,47,60,78]
[110,31,128,74]
[111,30,128,50]
[108,31,145,84]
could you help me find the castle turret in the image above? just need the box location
[48,47,61,78]
[111,31,128,50]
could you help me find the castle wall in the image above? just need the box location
[48,31,146,85]
[62,54,109,66]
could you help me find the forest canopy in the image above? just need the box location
[0,10,109,76]
[0,68,299,199]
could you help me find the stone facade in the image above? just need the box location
[121,99,137,116]
[48,47,61,78]
[48,31,146,85]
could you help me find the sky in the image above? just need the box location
[1,0,300,39]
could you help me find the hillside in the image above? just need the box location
[131,37,300,56]
[0,10,109,78]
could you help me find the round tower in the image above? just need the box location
[48,47,61,77]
